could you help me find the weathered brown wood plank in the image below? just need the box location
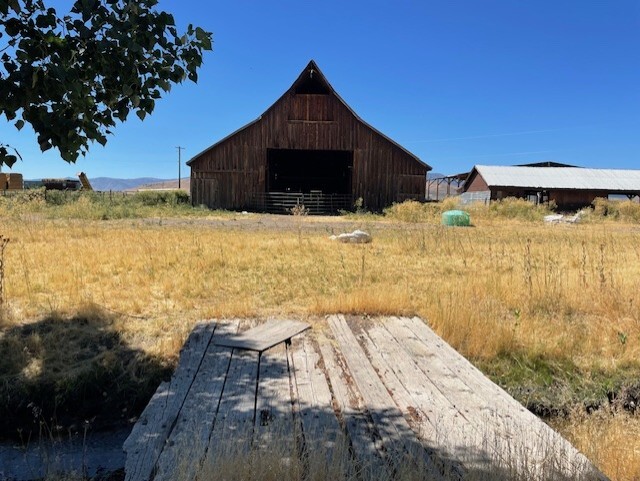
[378,320,508,446]
[253,342,294,450]
[315,332,390,479]
[358,324,468,477]
[289,334,348,471]
[214,319,310,352]
[152,321,240,481]
[200,347,260,469]
[328,315,445,481]
[123,322,215,481]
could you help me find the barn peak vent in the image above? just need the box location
[294,65,330,94]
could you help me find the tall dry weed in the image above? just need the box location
[1,208,640,478]
[551,409,640,481]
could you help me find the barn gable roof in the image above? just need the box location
[466,165,640,192]
[188,60,429,170]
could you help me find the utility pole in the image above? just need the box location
[176,146,185,189]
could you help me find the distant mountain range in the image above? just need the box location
[24,177,189,191]
[134,178,190,191]
[427,172,446,179]
[89,177,171,191]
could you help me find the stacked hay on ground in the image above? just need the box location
[7,173,23,190]
[0,173,24,190]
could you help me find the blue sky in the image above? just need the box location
[2,0,639,179]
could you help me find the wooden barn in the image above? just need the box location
[188,61,430,213]
[461,164,640,209]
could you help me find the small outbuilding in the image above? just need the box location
[188,60,430,213]
[462,165,640,210]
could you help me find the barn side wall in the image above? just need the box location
[190,91,426,211]
[464,172,489,193]
[549,190,606,210]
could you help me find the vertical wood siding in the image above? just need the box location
[190,86,427,210]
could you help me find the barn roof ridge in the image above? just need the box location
[188,60,429,170]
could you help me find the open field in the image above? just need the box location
[1,194,639,479]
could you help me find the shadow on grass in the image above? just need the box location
[0,305,171,442]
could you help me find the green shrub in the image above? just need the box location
[28,190,196,219]
[44,189,82,206]
[0,188,46,216]
[133,190,190,206]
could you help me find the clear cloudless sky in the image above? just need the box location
[2,0,639,179]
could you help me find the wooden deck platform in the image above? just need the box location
[123,316,606,481]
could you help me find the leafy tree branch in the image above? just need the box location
[0,0,213,167]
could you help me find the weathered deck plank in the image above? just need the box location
[152,321,239,481]
[123,322,215,481]
[124,317,606,481]
[358,324,468,476]
[403,317,530,416]
[395,316,605,479]
[214,319,310,352]
[381,318,520,459]
[288,335,347,469]
[328,315,445,481]
[315,332,390,478]
[201,347,260,468]
[375,320,509,459]
[254,342,294,449]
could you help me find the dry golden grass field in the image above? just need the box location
[0,192,639,480]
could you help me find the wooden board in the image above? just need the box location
[288,335,349,474]
[200,348,260,470]
[357,324,467,477]
[152,321,240,481]
[393,317,606,479]
[123,322,215,481]
[381,318,519,451]
[214,319,310,352]
[254,342,295,449]
[316,333,391,479]
[328,315,445,481]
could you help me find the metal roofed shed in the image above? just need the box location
[427,172,469,201]
[461,165,640,210]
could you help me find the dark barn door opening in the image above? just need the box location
[267,149,353,194]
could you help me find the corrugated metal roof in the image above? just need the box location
[475,165,640,191]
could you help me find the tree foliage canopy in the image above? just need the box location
[0,0,212,167]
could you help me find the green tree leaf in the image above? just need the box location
[0,0,213,166]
